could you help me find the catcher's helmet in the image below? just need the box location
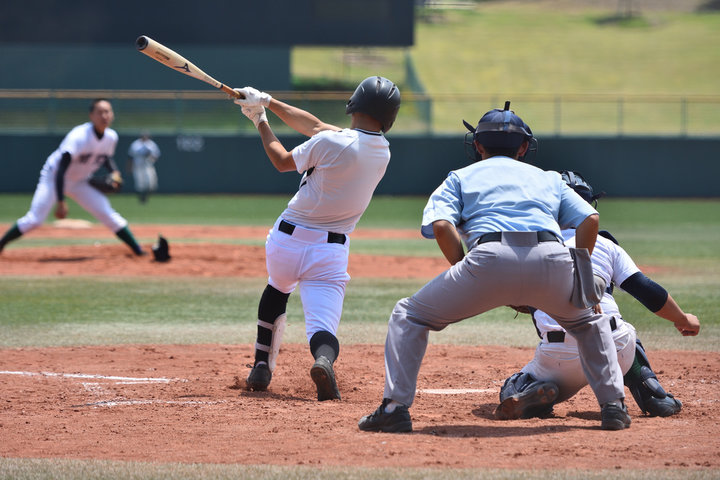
[560,170,605,205]
[463,101,537,159]
[346,76,401,133]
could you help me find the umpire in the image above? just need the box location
[359,102,630,433]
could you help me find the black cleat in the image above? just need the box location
[358,399,412,433]
[601,401,632,430]
[495,381,558,420]
[310,356,341,401]
[246,363,271,391]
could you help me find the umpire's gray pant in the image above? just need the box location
[383,232,625,407]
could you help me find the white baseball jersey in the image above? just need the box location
[283,128,390,234]
[44,122,118,182]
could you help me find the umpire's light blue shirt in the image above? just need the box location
[421,156,597,249]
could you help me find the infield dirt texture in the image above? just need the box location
[1,224,718,472]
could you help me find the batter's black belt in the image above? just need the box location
[476,231,560,245]
[278,220,346,245]
[546,317,618,343]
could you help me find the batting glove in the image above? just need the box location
[241,104,268,128]
[233,86,272,107]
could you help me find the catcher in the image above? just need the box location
[0,98,146,256]
[495,171,700,420]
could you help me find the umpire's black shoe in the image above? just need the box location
[358,399,412,433]
[246,362,271,391]
[495,381,559,420]
[310,356,341,401]
[601,401,632,430]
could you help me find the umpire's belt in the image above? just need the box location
[476,231,559,246]
[546,317,618,343]
[279,220,346,245]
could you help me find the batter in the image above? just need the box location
[232,77,401,401]
[359,102,630,433]
[0,99,144,256]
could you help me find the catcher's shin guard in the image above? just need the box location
[254,285,290,371]
[624,339,682,417]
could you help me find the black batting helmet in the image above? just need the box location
[346,76,401,132]
[560,170,605,206]
[463,101,537,160]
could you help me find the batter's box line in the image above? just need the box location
[0,370,187,383]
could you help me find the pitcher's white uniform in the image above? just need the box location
[17,122,128,234]
[267,128,390,340]
[523,229,639,403]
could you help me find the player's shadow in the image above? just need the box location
[38,256,96,262]
[414,423,576,437]
[407,402,601,436]
[237,390,318,402]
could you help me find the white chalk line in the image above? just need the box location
[0,370,183,383]
[1,370,216,409]
[71,399,227,408]
[418,388,495,395]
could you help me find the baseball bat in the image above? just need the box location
[135,35,243,99]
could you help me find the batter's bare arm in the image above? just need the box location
[257,122,296,173]
[267,98,340,137]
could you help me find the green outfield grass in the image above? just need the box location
[0,194,717,352]
[292,4,720,133]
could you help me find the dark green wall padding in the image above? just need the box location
[1,134,718,197]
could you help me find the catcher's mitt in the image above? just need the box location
[88,171,122,194]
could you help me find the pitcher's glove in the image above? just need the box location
[152,235,171,262]
[89,171,123,194]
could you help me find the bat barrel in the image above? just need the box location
[135,36,149,51]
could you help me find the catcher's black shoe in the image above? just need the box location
[494,381,558,420]
[358,399,412,433]
[601,401,631,430]
[246,362,271,391]
[310,356,341,401]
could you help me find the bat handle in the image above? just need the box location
[220,84,245,99]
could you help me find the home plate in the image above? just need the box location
[418,388,494,395]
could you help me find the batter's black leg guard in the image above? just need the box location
[495,372,558,420]
[0,223,23,253]
[624,338,682,417]
[309,330,340,363]
[253,285,290,366]
[309,331,341,401]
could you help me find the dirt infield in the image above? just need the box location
[1,224,718,471]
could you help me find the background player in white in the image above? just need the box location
[127,130,161,204]
[0,99,145,256]
[232,77,401,401]
[359,102,631,433]
[495,171,700,420]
